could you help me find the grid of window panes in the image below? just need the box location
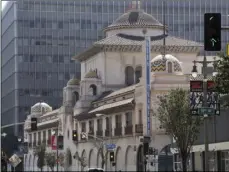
[1,0,229,136]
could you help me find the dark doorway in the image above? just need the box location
[136,145,144,171]
[158,144,173,171]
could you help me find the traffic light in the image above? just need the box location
[57,136,64,150]
[31,117,37,131]
[143,142,149,155]
[204,13,221,51]
[72,130,78,141]
[109,151,115,162]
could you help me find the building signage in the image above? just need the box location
[190,81,203,92]
[145,37,151,136]
[207,80,215,92]
[51,135,57,150]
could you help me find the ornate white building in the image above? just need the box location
[23,9,203,171]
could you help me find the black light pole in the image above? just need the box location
[191,55,218,171]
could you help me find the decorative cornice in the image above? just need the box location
[73,44,200,62]
[104,25,168,32]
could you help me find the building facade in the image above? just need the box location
[23,9,203,171]
[2,0,229,136]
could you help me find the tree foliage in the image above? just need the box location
[93,139,106,169]
[34,144,46,172]
[156,88,202,171]
[45,152,56,172]
[58,153,65,168]
[215,53,229,107]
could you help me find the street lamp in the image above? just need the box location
[191,55,218,171]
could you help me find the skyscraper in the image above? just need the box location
[1,0,229,136]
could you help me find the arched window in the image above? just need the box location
[72,91,79,106]
[135,66,142,83]
[125,66,134,86]
[168,62,173,73]
[89,84,97,96]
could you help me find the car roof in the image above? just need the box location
[88,168,104,170]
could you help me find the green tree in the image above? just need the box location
[58,153,65,169]
[34,144,46,172]
[156,88,202,171]
[45,152,56,172]
[93,139,106,169]
[215,53,229,107]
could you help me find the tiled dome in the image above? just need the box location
[31,102,52,114]
[85,70,98,78]
[151,54,182,73]
[67,78,80,86]
[104,9,166,32]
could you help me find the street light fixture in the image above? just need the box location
[191,61,198,78]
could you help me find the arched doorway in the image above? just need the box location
[81,150,87,171]
[158,144,173,171]
[115,147,123,171]
[89,149,96,168]
[136,145,144,171]
[125,146,135,171]
[66,148,72,171]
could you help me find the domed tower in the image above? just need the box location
[151,54,183,76]
[80,69,102,101]
[63,78,80,107]
[30,102,52,115]
[104,9,167,37]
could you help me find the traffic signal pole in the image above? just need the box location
[202,54,210,172]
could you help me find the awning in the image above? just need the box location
[37,118,59,127]
[191,141,229,152]
[170,141,229,154]
[89,98,134,114]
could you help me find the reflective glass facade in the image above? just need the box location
[1,0,229,136]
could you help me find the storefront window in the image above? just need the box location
[221,151,229,171]
[209,151,217,171]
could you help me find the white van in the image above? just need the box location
[87,168,105,172]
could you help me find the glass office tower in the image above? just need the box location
[1,0,229,136]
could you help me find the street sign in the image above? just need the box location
[106,143,116,150]
[9,154,21,168]
[81,132,87,140]
[198,107,215,115]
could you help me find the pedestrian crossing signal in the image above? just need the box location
[57,136,64,150]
